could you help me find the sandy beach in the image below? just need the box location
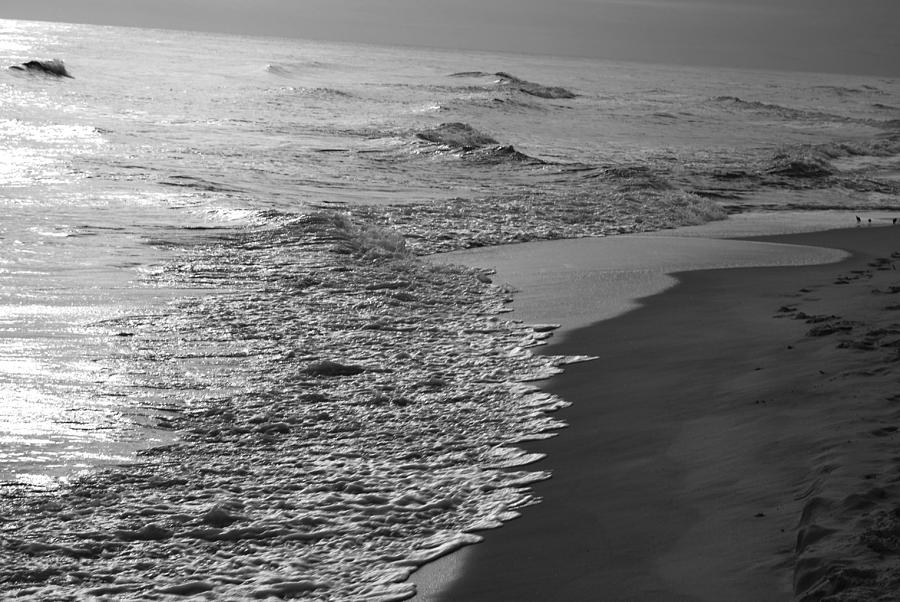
[4,9,899,600]
[415,223,900,601]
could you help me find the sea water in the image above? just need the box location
[0,17,898,599]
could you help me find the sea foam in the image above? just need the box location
[0,212,580,600]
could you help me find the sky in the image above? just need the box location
[4,0,900,77]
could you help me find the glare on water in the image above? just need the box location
[0,15,898,598]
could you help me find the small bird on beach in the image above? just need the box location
[893,218,897,225]
[856,216,861,224]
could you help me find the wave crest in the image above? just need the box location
[415,122,543,164]
[287,86,353,99]
[264,63,290,76]
[264,61,333,76]
[448,71,492,78]
[464,144,543,165]
[812,85,881,97]
[766,149,835,179]
[765,136,900,180]
[711,95,847,124]
[495,72,577,99]
[9,58,72,78]
[416,122,499,150]
[447,71,576,100]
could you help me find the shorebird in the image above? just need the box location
[856,216,861,224]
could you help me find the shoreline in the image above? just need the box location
[412,220,900,600]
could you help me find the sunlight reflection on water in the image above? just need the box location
[0,279,178,490]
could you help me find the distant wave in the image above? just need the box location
[264,61,334,76]
[160,175,246,194]
[448,71,577,100]
[285,86,353,99]
[8,59,72,78]
[812,85,882,97]
[711,95,900,132]
[448,71,491,78]
[496,72,577,99]
[440,95,546,114]
[710,95,849,123]
[489,97,544,109]
[264,64,292,76]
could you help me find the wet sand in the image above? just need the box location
[415,224,900,601]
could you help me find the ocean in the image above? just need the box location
[1,17,898,600]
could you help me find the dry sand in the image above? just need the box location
[414,224,900,601]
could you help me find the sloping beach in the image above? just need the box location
[3,17,899,601]
[417,222,900,601]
